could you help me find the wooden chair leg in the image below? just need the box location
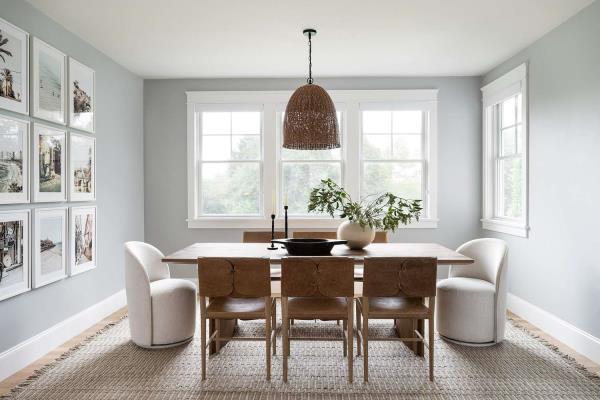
[265,297,271,381]
[429,296,436,382]
[291,319,294,325]
[355,301,362,356]
[271,301,277,355]
[200,297,207,381]
[215,319,221,353]
[412,319,417,353]
[342,320,348,357]
[362,298,369,382]
[282,297,289,383]
[347,297,354,383]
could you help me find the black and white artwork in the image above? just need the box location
[0,210,29,301]
[68,58,94,133]
[33,38,66,124]
[0,18,28,115]
[0,115,29,204]
[69,133,95,201]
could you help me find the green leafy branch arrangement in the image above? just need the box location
[308,178,423,231]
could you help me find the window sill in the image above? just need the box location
[187,217,438,230]
[481,218,529,238]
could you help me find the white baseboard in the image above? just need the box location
[508,293,600,364]
[0,290,126,382]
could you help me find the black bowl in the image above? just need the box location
[272,238,347,256]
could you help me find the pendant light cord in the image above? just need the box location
[307,32,313,84]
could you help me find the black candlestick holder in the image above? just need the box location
[267,213,278,250]
[284,205,289,238]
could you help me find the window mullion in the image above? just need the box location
[263,103,277,217]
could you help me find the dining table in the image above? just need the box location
[162,242,474,356]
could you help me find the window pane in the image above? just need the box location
[392,111,422,133]
[202,112,230,135]
[231,112,260,134]
[363,134,392,159]
[499,158,522,218]
[501,97,516,127]
[362,162,422,200]
[500,127,516,156]
[202,136,230,160]
[232,135,260,160]
[516,94,523,123]
[393,135,422,159]
[282,162,341,215]
[201,163,260,215]
[282,147,341,161]
[363,111,391,133]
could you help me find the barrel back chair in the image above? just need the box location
[436,238,508,345]
[281,257,355,382]
[197,257,276,380]
[124,241,196,348]
[358,257,437,382]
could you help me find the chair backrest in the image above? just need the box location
[281,257,354,297]
[124,241,170,283]
[293,231,388,243]
[363,257,437,298]
[449,238,508,286]
[243,231,286,243]
[198,257,271,298]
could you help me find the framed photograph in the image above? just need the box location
[0,210,29,301]
[69,206,96,276]
[32,38,66,124]
[33,207,67,288]
[68,58,94,133]
[69,132,95,201]
[0,17,28,115]
[0,114,29,204]
[33,123,66,202]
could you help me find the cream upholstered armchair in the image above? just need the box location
[436,238,508,345]
[124,241,196,348]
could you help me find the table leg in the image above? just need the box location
[209,318,237,355]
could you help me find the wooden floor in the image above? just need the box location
[0,308,597,396]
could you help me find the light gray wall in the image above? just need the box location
[482,1,600,337]
[0,1,144,352]
[144,77,482,278]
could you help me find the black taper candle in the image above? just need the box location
[284,205,289,238]
[267,214,277,250]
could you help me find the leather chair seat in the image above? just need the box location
[288,297,349,320]
[149,278,197,346]
[367,297,429,318]
[436,277,496,343]
[206,297,267,319]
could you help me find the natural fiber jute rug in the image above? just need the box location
[3,317,600,399]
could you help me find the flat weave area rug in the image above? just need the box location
[3,317,600,399]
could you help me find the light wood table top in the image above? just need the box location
[162,242,473,265]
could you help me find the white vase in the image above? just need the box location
[337,220,376,250]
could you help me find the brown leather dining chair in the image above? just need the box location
[293,231,389,243]
[357,257,437,382]
[242,231,286,243]
[280,257,355,383]
[198,257,277,380]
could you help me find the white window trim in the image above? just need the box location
[186,90,438,229]
[481,63,529,237]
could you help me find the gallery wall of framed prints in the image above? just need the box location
[0,16,97,301]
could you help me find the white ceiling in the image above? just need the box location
[27,0,594,78]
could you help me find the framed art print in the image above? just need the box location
[0,114,29,204]
[69,206,96,276]
[0,17,28,115]
[32,38,66,124]
[33,207,67,288]
[33,123,66,202]
[68,58,94,133]
[0,210,29,301]
[69,132,95,201]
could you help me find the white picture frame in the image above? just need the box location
[33,207,67,288]
[68,58,94,133]
[0,114,29,204]
[33,123,66,202]
[69,205,96,276]
[0,210,30,301]
[69,132,95,201]
[0,17,28,115]
[32,38,66,124]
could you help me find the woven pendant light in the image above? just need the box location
[283,29,340,150]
